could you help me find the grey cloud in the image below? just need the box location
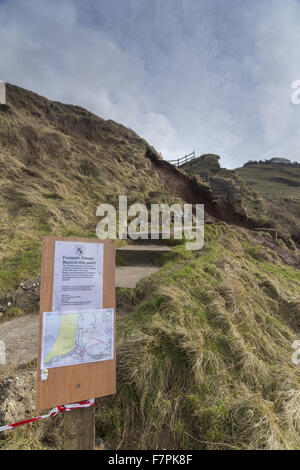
[0,0,299,167]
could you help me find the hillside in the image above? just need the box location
[0,85,299,450]
[0,84,216,298]
[181,155,300,246]
[237,163,300,246]
[0,84,163,296]
[98,224,300,450]
[237,162,300,202]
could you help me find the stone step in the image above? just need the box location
[116,265,160,288]
[116,245,171,266]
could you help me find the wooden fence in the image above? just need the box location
[168,151,196,167]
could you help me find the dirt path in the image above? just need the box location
[116,266,160,288]
[0,314,39,367]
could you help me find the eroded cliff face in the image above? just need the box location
[179,154,256,225]
[180,154,300,245]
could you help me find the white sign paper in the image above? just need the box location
[52,241,103,312]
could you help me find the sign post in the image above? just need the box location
[36,237,116,449]
[63,406,95,450]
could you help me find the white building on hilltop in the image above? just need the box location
[0,81,6,105]
[269,157,291,164]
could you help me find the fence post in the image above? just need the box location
[63,406,95,450]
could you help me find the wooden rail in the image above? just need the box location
[168,151,196,167]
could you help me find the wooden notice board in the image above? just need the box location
[36,236,116,410]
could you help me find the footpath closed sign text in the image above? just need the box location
[52,241,103,311]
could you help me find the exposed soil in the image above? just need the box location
[0,314,39,367]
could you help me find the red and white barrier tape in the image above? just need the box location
[0,398,95,433]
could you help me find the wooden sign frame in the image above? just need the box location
[36,236,116,410]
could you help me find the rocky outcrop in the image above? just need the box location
[209,176,248,218]
[180,153,221,177]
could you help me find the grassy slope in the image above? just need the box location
[96,225,300,450]
[0,87,299,450]
[237,164,300,245]
[180,155,271,224]
[0,84,173,297]
[237,164,300,202]
[1,225,299,450]
[182,156,300,244]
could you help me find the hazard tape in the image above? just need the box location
[0,398,95,433]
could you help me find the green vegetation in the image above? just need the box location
[236,164,300,245]
[94,227,300,450]
[0,85,299,450]
[0,84,175,297]
[237,164,300,202]
[182,154,300,245]
[0,414,64,450]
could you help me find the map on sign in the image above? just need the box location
[41,309,114,370]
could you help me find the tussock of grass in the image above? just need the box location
[0,427,49,450]
[0,414,65,450]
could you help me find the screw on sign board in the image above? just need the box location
[36,236,116,410]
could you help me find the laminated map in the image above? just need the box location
[41,309,114,370]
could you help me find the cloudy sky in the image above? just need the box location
[0,0,300,168]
